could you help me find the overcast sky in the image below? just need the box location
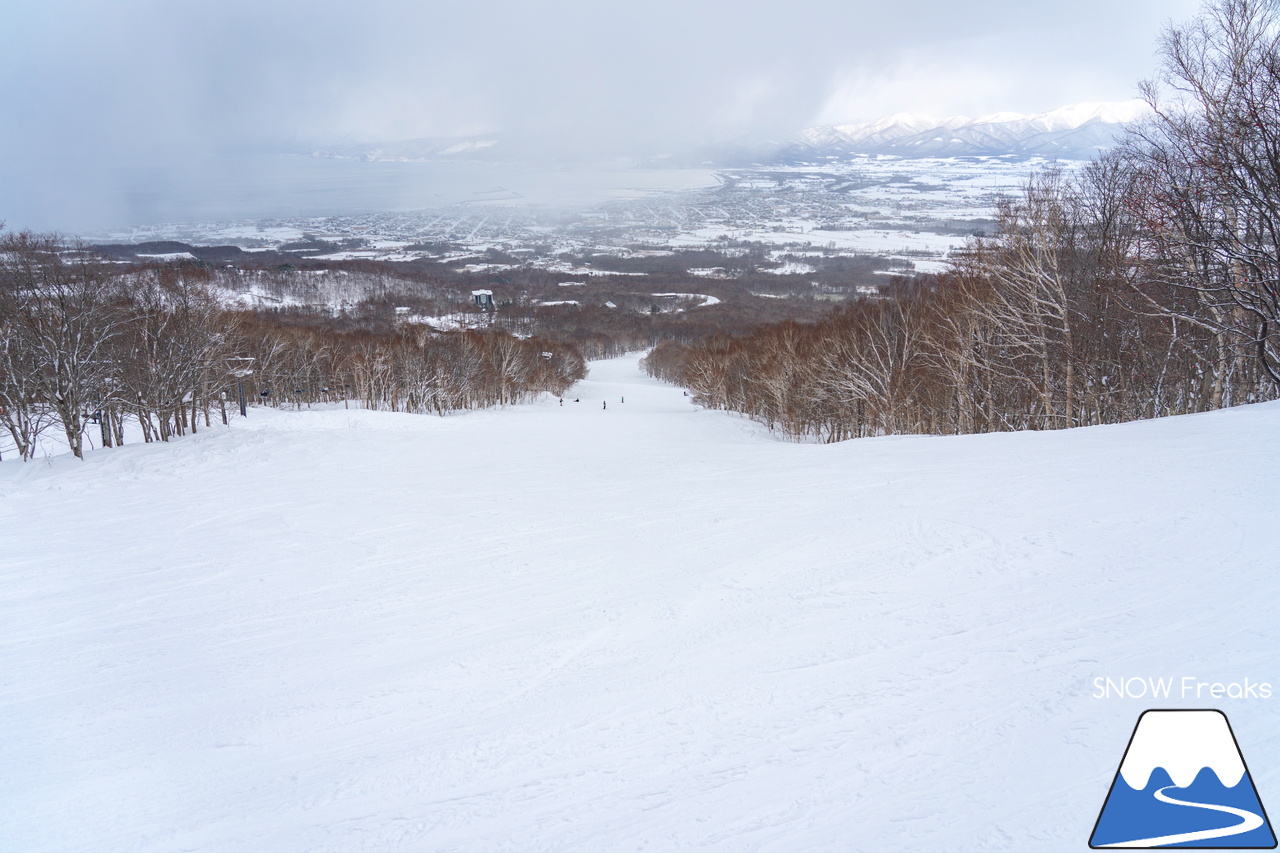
[1,0,1203,231]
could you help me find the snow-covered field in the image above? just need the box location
[3,355,1278,851]
[667,225,960,256]
[93,155,1036,280]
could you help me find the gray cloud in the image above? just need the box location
[1,0,1203,231]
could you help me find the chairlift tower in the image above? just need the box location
[227,357,255,417]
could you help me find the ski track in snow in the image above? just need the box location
[2,354,1279,851]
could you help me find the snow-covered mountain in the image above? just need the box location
[1092,709,1275,848]
[311,135,503,162]
[307,101,1149,167]
[789,101,1150,159]
[1118,710,1247,790]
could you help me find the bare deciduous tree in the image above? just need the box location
[0,233,126,458]
[1125,0,1280,386]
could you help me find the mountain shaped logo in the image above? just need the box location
[1091,710,1276,848]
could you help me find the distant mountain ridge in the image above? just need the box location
[309,101,1150,166]
[787,101,1149,160]
[311,136,502,162]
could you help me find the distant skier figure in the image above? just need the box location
[621,396,624,403]
[574,398,579,403]
[602,401,607,410]
[559,399,563,406]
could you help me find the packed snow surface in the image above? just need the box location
[3,355,1279,851]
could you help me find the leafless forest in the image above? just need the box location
[4,0,1279,457]
[646,0,1280,441]
[0,235,587,460]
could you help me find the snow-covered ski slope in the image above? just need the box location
[3,354,1278,852]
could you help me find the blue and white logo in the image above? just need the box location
[1091,710,1276,848]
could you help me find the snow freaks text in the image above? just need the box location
[1092,677,1273,701]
